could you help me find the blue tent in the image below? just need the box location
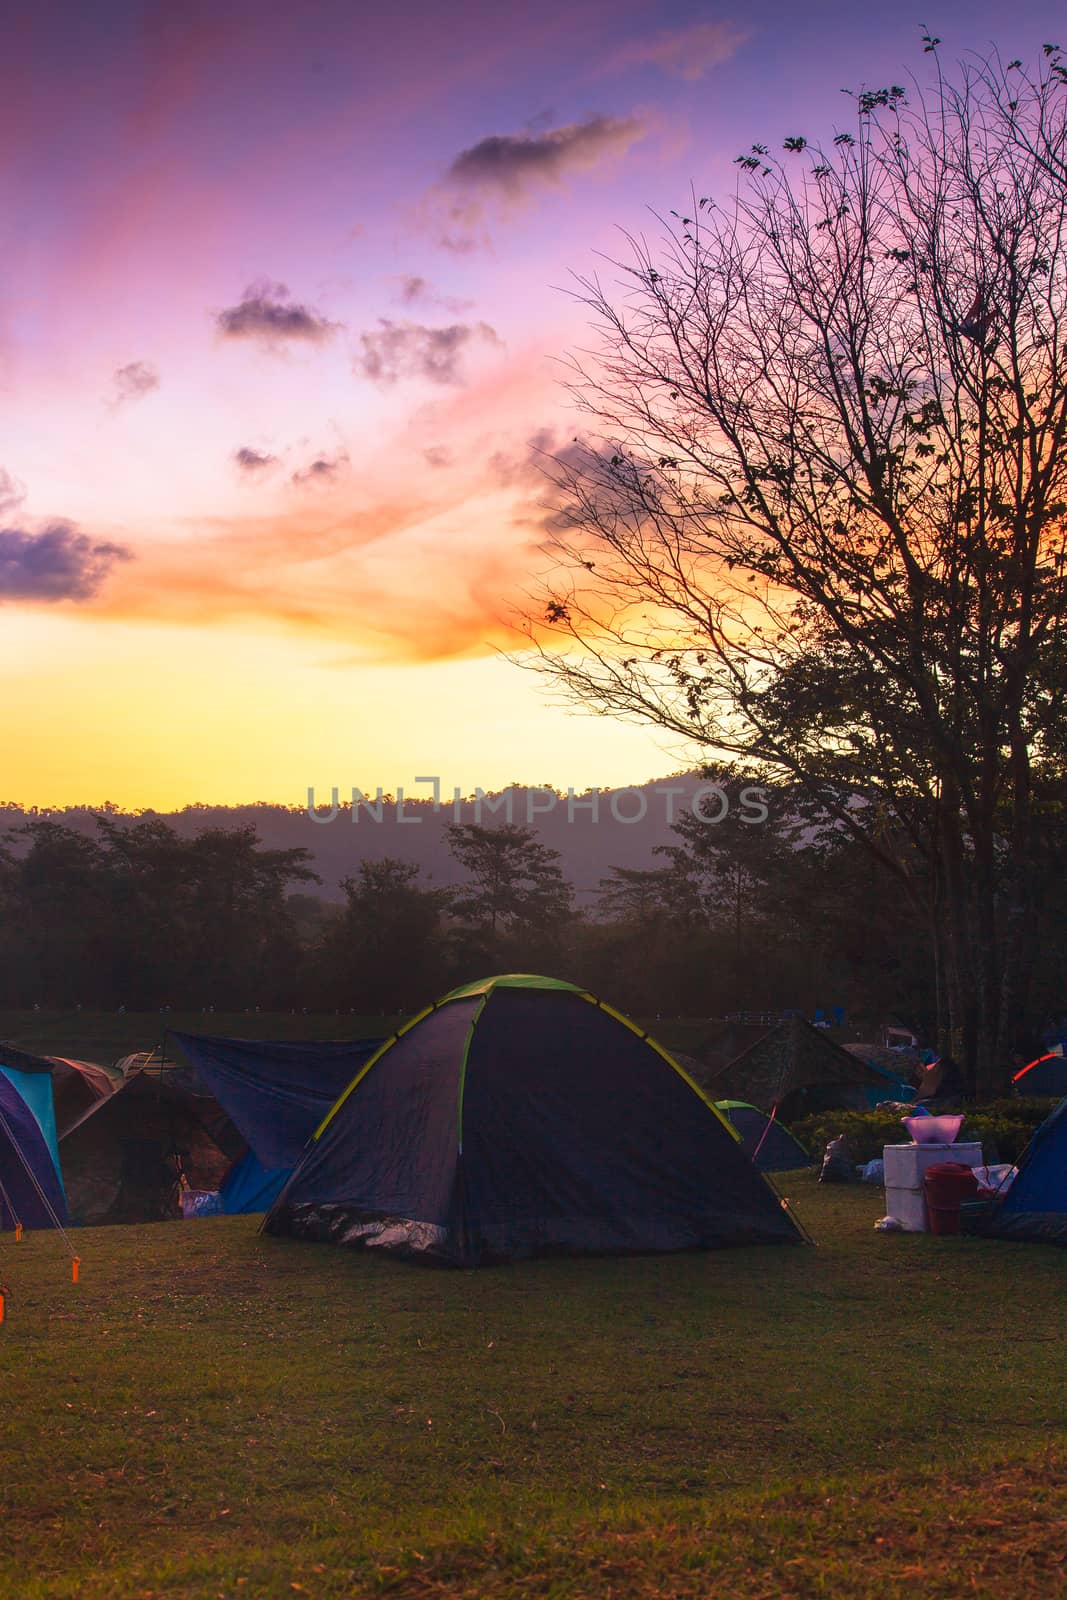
[0,1071,69,1231]
[264,975,804,1266]
[987,1096,1067,1244]
[862,1059,918,1106]
[171,1034,384,1213]
[1012,1051,1067,1098]
[715,1102,812,1171]
[0,1063,64,1196]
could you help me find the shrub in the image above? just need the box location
[789,1098,1054,1166]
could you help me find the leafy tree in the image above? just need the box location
[0,821,108,1006]
[661,776,795,968]
[530,45,1067,1092]
[180,826,318,1007]
[0,815,318,1009]
[447,822,573,971]
[596,864,688,925]
[319,858,450,1012]
[588,860,709,1013]
[94,815,202,1007]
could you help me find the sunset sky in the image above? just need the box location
[4,0,1064,808]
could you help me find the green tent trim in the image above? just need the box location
[314,974,740,1145]
[445,974,587,999]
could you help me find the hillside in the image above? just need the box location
[0,774,745,903]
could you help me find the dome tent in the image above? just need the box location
[706,1016,909,1120]
[983,1095,1067,1245]
[0,1070,69,1231]
[59,1071,241,1226]
[264,975,804,1266]
[714,1102,813,1172]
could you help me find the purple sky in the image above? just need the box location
[1,2,1063,805]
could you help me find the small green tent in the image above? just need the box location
[715,1102,812,1171]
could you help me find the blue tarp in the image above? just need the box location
[171,1034,384,1212]
[0,1072,70,1230]
[861,1059,916,1107]
[218,1150,289,1213]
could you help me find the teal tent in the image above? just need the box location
[0,1052,64,1198]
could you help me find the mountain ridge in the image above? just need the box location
[0,773,765,903]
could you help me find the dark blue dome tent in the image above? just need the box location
[984,1096,1067,1245]
[1011,1047,1067,1099]
[264,975,805,1266]
[0,1070,70,1233]
[715,1102,813,1172]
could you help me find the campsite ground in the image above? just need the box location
[2,1175,1065,1599]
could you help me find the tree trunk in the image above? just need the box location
[937,783,979,1088]
[997,729,1038,1077]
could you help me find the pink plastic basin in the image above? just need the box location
[902,1114,964,1145]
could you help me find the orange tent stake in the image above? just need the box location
[0,1284,7,1324]
[71,1257,80,1284]
[14,1223,22,1242]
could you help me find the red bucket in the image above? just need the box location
[923,1161,980,1236]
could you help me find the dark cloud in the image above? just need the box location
[447,116,641,193]
[535,436,648,535]
[433,116,644,247]
[422,445,453,469]
[0,523,132,602]
[290,450,349,487]
[111,360,160,406]
[234,446,279,473]
[354,320,500,386]
[216,280,338,344]
[0,469,26,515]
[488,427,557,487]
[395,275,473,313]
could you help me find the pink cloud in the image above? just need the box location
[602,20,748,81]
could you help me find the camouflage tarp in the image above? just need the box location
[704,1017,897,1119]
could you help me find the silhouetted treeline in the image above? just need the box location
[2,802,1065,1047]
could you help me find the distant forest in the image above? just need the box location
[3,777,1064,1048]
[0,777,721,905]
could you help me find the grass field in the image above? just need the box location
[2,1174,1065,1598]
[0,1009,728,1078]
[0,1010,408,1066]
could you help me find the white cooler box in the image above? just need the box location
[882,1141,983,1232]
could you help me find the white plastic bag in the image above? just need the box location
[971,1163,1016,1193]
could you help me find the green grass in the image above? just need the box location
[0,1008,727,1073]
[0,1009,406,1065]
[1,1174,1065,1597]
[0,1007,848,1074]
